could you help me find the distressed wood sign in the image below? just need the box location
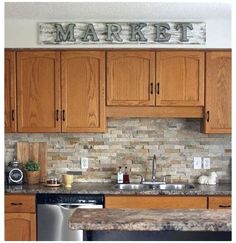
[39,22,206,45]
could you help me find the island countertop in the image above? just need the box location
[5,182,231,196]
[69,208,231,232]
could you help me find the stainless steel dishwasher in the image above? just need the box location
[37,193,104,241]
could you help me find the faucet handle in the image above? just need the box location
[162,175,171,183]
[137,175,145,184]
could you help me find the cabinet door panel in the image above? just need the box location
[17,51,61,132]
[5,213,36,241]
[105,196,207,209]
[107,51,155,106]
[5,51,17,132]
[61,51,105,132]
[156,51,204,106]
[204,51,231,133]
[208,196,231,209]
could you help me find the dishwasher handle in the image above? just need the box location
[58,203,103,209]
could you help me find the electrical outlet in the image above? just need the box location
[81,157,89,169]
[193,157,202,169]
[203,158,211,169]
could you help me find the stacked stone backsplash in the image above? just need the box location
[5,118,231,183]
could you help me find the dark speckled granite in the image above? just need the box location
[5,182,231,195]
[69,208,231,232]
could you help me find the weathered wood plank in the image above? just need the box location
[39,22,206,45]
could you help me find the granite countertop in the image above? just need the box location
[69,208,231,232]
[5,182,231,196]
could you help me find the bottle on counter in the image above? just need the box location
[117,166,123,184]
[123,166,130,184]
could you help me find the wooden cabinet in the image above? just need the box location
[204,51,231,133]
[107,51,155,106]
[17,51,61,132]
[105,195,207,209]
[106,51,204,118]
[156,51,204,106]
[16,50,105,133]
[61,51,105,132]
[5,51,17,132]
[5,194,36,241]
[208,196,231,209]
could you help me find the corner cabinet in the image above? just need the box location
[5,194,36,241]
[204,51,231,133]
[107,51,155,106]
[61,51,105,132]
[17,51,61,132]
[5,51,17,132]
[156,51,204,106]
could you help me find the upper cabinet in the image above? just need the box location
[61,51,105,132]
[17,51,61,132]
[4,49,231,134]
[16,51,106,133]
[204,51,231,134]
[156,51,204,106]
[5,51,17,132]
[107,51,204,107]
[107,51,155,106]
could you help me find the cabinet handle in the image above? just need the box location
[11,110,15,121]
[62,110,65,121]
[56,110,59,121]
[150,83,153,94]
[206,111,210,122]
[157,83,160,95]
[219,205,231,208]
[10,202,23,206]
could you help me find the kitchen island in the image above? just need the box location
[69,208,231,241]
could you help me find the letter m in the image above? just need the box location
[54,23,76,42]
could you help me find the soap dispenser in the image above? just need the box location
[117,166,123,184]
[123,166,130,184]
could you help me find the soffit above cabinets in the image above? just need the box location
[5,2,231,21]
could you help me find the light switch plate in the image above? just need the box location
[203,158,211,169]
[193,157,202,169]
[81,157,89,169]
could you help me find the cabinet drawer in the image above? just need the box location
[208,196,231,209]
[105,196,207,209]
[5,194,36,213]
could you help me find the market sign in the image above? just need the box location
[39,22,206,45]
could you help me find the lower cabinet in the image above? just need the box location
[5,194,36,241]
[5,213,36,241]
[208,196,231,209]
[105,195,207,209]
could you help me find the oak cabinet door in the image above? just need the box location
[156,51,204,106]
[107,51,155,106]
[204,51,231,133]
[208,196,231,209]
[5,51,17,132]
[61,51,105,132]
[17,51,61,132]
[5,213,36,241]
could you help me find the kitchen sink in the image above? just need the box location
[158,184,194,190]
[114,183,194,191]
[113,184,151,190]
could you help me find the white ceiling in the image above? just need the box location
[5,2,231,21]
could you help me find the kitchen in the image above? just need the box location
[4,1,232,241]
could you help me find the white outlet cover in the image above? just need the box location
[81,157,89,169]
[193,157,202,169]
[203,158,211,169]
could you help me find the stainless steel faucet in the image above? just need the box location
[151,154,157,181]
